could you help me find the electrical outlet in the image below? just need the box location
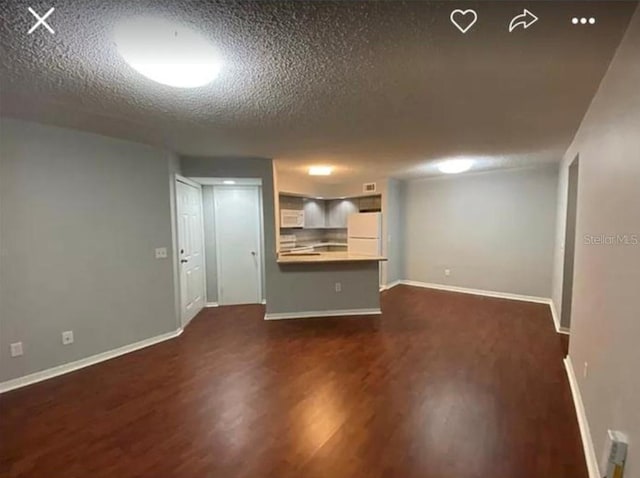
[335,282,342,293]
[10,342,23,357]
[444,269,451,276]
[155,247,168,259]
[62,331,74,345]
[583,362,588,378]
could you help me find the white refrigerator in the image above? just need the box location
[348,212,382,256]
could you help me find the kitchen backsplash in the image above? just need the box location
[280,229,347,248]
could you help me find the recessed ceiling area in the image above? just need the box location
[0,1,637,182]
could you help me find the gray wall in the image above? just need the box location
[267,262,380,314]
[552,7,640,476]
[0,119,178,382]
[403,166,559,298]
[385,178,404,284]
[180,156,380,314]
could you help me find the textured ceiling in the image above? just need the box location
[0,1,637,182]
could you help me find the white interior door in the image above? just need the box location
[214,186,262,305]
[177,179,205,327]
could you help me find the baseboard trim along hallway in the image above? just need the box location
[400,280,551,304]
[564,357,600,478]
[264,308,382,320]
[0,329,183,394]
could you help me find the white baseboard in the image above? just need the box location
[206,301,266,307]
[550,300,571,335]
[264,308,382,320]
[388,280,403,289]
[550,300,561,331]
[564,357,600,478]
[0,328,183,394]
[381,280,402,291]
[400,280,552,304]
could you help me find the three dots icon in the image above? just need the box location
[572,17,596,26]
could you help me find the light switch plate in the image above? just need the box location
[155,247,168,259]
[10,342,23,357]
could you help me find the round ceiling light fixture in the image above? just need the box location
[437,158,474,174]
[114,17,222,88]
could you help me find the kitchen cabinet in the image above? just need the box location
[280,195,360,229]
[279,195,303,211]
[358,195,382,212]
[303,199,326,228]
[327,199,358,228]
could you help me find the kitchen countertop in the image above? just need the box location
[277,251,387,264]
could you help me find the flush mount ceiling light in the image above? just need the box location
[114,17,222,88]
[437,159,474,174]
[308,166,333,176]
[223,180,236,185]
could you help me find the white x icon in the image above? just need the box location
[28,7,55,34]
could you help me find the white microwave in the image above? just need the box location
[280,209,305,228]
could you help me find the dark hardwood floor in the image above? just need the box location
[0,286,586,478]
[561,333,570,357]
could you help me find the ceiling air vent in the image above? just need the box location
[363,182,377,193]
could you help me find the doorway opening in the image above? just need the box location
[560,155,579,335]
[198,178,265,306]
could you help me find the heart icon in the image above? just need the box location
[450,9,478,34]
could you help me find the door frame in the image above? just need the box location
[560,155,579,335]
[212,183,265,305]
[175,175,207,328]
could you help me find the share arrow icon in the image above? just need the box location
[509,9,538,32]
